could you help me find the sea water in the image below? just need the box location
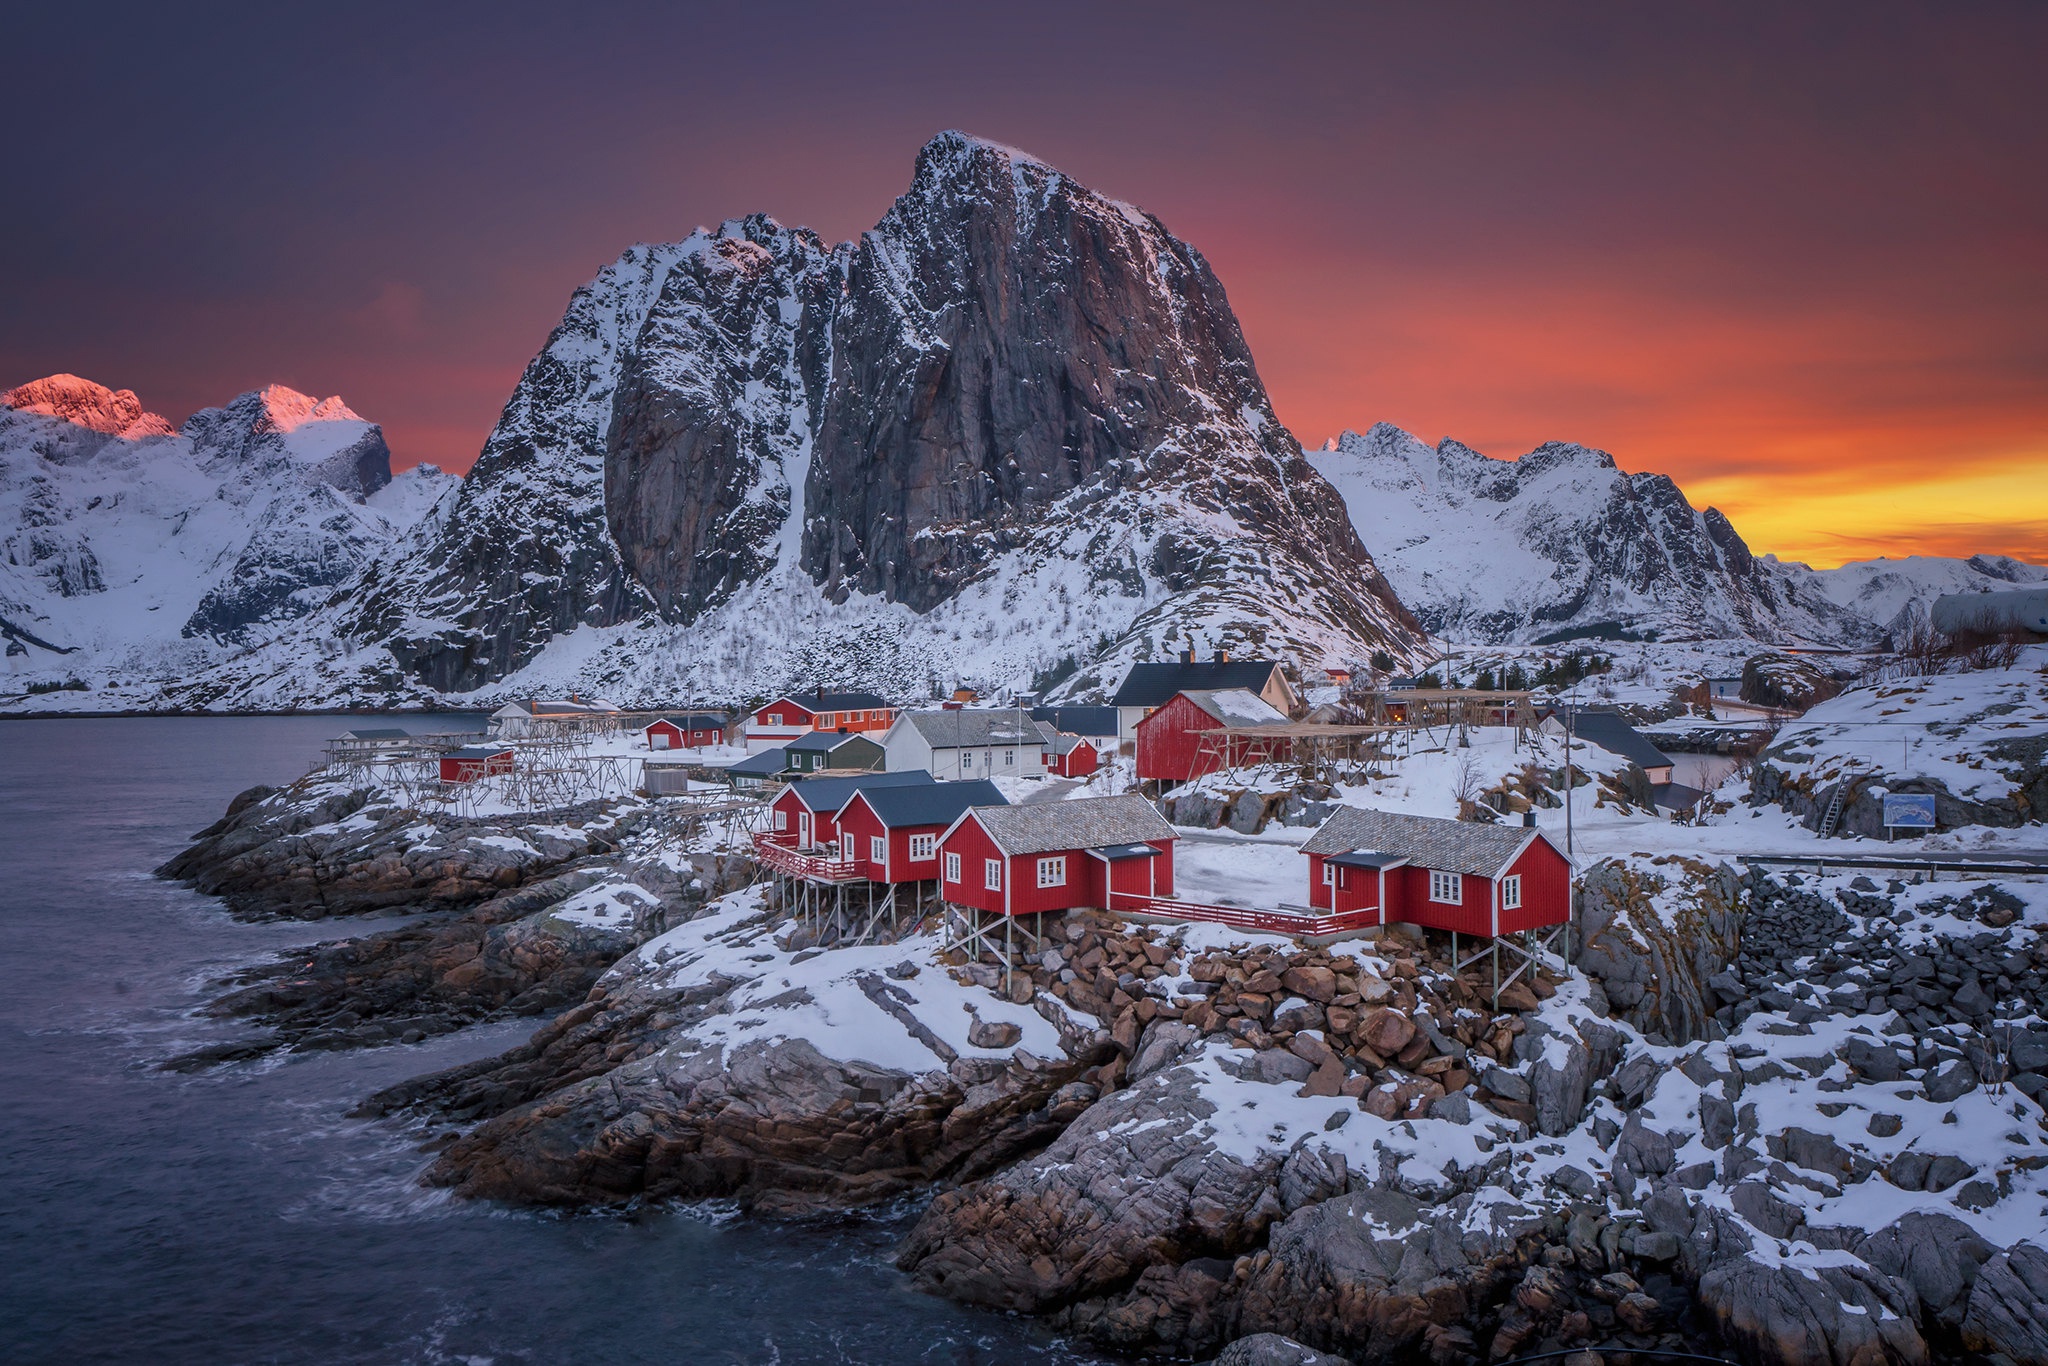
[0,716,1097,1365]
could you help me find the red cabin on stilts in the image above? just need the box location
[1299,806,1572,936]
[440,745,514,783]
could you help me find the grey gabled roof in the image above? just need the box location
[900,709,1048,748]
[649,714,725,729]
[341,728,411,740]
[1111,660,1282,708]
[724,747,790,776]
[966,794,1174,857]
[784,730,879,755]
[785,769,933,814]
[841,779,1009,828]
[449,744,511,759]
[1301,806,1537,878]
[1572,711,1672,771]
[1030,705,1120,737]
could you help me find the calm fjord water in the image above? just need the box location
[0,717,1094,1365]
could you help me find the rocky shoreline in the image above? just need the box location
[160,775,2048,1365]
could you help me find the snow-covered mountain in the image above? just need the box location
[173,132,1426,709]
[1771,552,2048,639]
[1,375,455,686]
[1308,423,1870,646]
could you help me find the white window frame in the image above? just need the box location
[1005,749,1015,766]
[1429,869,1462,904]
[765,712,781,726]
[910,834,936,861]
[871,835,886,863]
[984,858,1003,891]
[1322,862,1335,887]
[1502,874,1522,910]
[774,810,787,831]
[961,750,973,768]
[944,851,961,883]
[1036,856,1065,888]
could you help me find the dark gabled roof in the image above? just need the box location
[1328,850,1409,870]
[1649,781,1709,812]
[1111,660,1283,708]
[769,690,890,713]
[449,744,511,759]
[964,794,1174,857]
[648,714,725,729]
[785,730,880,755]
[1030,705,1120,737]
[897,709,1048,747]
[341,728,411,740]
[1301,806,1540,878]
[1094,842,1164,861]
[841,779,1009,828]
[1572,711,1672,771]
[785,769,933,813]
[724,748,790,776]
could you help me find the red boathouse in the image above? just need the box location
[441,745,514,783]
[937,794,1176,918]
[1135,688,1290,784]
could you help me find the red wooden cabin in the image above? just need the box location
[1300,806,1572,937]
[440,745,514,783]
[745,689,895,750]
[1135,688,1290,784]
[937,795,1175,917]
[766,771,932,850]
[643,714,726,750]
[833,780,1008,884]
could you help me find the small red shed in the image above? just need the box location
[766,771,933,850]
[1135,688,1290,784]
[1299,806,1572,937]
[833,779,1008,884]
[1045,732,1101,779]
[643,713,726,750]
[441,744,514,783]
[937,794,1176,918]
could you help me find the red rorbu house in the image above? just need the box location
[834,779,1008,885]
[440,744,514,783]
[743,689,895,752]
[1299,806,1572,939]
[765,770,932,853]
[1135,688,1290,785]
[937,795,1176,941]
[642,713,727,750]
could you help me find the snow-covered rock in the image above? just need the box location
[1309,423,1870,646]
[1774,552,2048,640]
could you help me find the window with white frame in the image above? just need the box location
[1005,749,1015,766]
[1036,856,1065,888]
[774,810,787,831]
[765,713,781,725]
[984,858,1003,890]
[871,836,886,863]
[1502,874,1522,909]
[1429,870,1462,904]
[1322,862,1335,886]
[944,851,961,882]
[909,834,936,861]
[961,750,973,767]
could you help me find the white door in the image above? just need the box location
[798,812,812,846]
[652,733,671,750]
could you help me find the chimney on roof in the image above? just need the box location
[1214,649,1229,662]
[1179,648,1195,664]
[816,684,824,699]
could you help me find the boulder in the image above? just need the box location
[1962,1242,2048,1365]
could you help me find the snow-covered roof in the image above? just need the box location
[647,714,725,730]
[1111,660,1283,708]
[1301,806,1539,879]
[1181,687,1288,727]
[963,794,1173,857]
[449,744,511,759]
[899,709,1047,748]
[340,728,410,740]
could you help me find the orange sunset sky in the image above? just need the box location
[4,3,2042,567]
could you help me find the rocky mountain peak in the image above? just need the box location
[2,373,175,439]
[181,385,392,499]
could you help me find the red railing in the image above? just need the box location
[1106,892,1382,938]
[751,831,865,882]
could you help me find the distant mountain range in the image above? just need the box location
[3,137,2041,712]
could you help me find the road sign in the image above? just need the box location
[1883,793,1937,829]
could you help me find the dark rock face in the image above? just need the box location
[354,133,1423,694]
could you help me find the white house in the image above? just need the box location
[881,708,1052,781]
[488,696,622,739]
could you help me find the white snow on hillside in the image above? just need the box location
[1775,553,2048,637]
